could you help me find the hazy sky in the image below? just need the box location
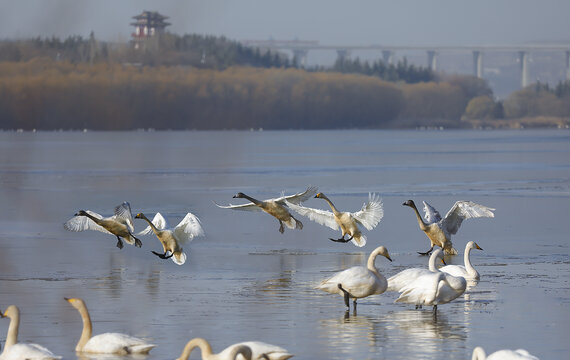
[1,0,569,46]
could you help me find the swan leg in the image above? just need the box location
[337,284,353,308]
[133,236,142,248]
[116,236,124,249]
[329,235,353,243]
[151,250,174,260]
[418,245,434,256]
[278,221,285,234]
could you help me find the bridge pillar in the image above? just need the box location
[472,50,484,78]
[336,49,351,63]
[382,50,394,65]
[427,50,438,72]
[292,49,308,68]
[518,51,529,88]
[566,51,570,80]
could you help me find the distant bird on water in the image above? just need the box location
[214,186,317,234]
[286,192,383,247]
[64,202,142,249]
[402,199,494,255]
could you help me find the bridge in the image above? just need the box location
[241,39,570,89]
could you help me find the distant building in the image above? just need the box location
[131,11,170,49]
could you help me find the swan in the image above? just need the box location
[386,248,446,292]
[286,192,383,247]
[135,212,204,265]
[65,297,155,355]
[317,245,392,308]
[214,186,317,234]
[64,201,142,249]
[178,338,293,360]
[440,241,483,280]
[394,269,466,312]
[472,346,540,360]
[0,305,61,360]
[402,199,494,255]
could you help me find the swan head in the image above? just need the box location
[432,249,446,265]
[134,213,145,219]
[233,192,246,198]
[65,297,86,310]
[468,241,483,251]
[402,200,416,208]
[314,192,326,199]
[75,210,88,216]
[374,245,393,262]
[1,305,18,319]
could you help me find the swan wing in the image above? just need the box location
[285,201,338,230]
[64,211,113,234]
[136,212,168,236]
[422,201,442,223]
[237,341,294,360]
[442,201,495,235]
[213,200,262,212]
[84,332,155,354]
[174,212,205,244]
[387,268,433,292]
[1,343,61,360]
[351,193,384,231]
[275,185,318,205]
[114,202,135,232]
[395,272,444,306]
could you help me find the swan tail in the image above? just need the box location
[172,251,187,265]
[444,246,458,255]
[128,344,156,354]
[351,234,366,247]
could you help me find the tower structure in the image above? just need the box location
[131,11,170,49]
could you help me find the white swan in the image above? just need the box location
[135,212,204,265]
[440,241,483,280]
[286,192,383,247]
[395,268,466,311]
[65,297,155,355]
[386,249,446,292]
[64,202,142,249]
[403,199,494,255]
[0,305,61,360]
[317,245,392,308]
[214,186,317,234]
[178,338,293,360]
[472,346,540,360]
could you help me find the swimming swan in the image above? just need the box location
[471,346,540,360]
[64,202,142,249]
[135,212,205,265]
[286,192,383,247]
[440,241,483,280]
[65,297,155,355]
[402,200,494,255]
[178,338,293,360]
[0,305,61,360]
[386,249,446,292]
[317,245,392,308]
[394,269,466,311]
[214,186,317,234]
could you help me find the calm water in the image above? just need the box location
[0,129,569,360]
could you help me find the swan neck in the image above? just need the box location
[321,195,339,214]
[428,252,440,272]
[4,308,19,349]
[229,345,252,360]
[367,250,386,282]
[241,194,262,205]
[141,215,160,234]
[75,302,93,351]
[410,203,427,228]
[464,246,477,275]
[179,338,213,360]
[472,347,486,360]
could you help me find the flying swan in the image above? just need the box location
[440,240,483,281]
[317,245,392,309]
[178,337,293,360]
[65,297,155,355]
[135,212,205,265]
[286,192,383,247]
[386,248,446,292]
[471,346,540,360]
[402,199,494,255]
[64,201,142,249]
[214,186,317,234]
[0,305,61,360]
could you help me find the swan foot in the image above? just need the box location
[337,284,354,308]
[116,237,124,249]
[418,246,434,256]
[134,237,142,248]
[151,251,174,260]
[329,235,354,243]
[278,221,285,234]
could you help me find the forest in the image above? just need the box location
[0,34,569,130]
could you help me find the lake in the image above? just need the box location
[0,129,569,360]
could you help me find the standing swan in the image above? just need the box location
[178,338,293,360]
[471,346,540,360]
[0,305,61,360]
[402,200,494,255]
[287,193,383,247]
[440,241,483,281]
[135,212,205,265]
[386,249,446,292]
[317,245,392,308]
[65,297,155,355]
[64,202,142,249]
[214,186,317,234]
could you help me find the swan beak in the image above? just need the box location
[441,258,447,266]
[0,310,4,318]
[135,213,142,219]
[386,255,393,262]
[475,243,483,251]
